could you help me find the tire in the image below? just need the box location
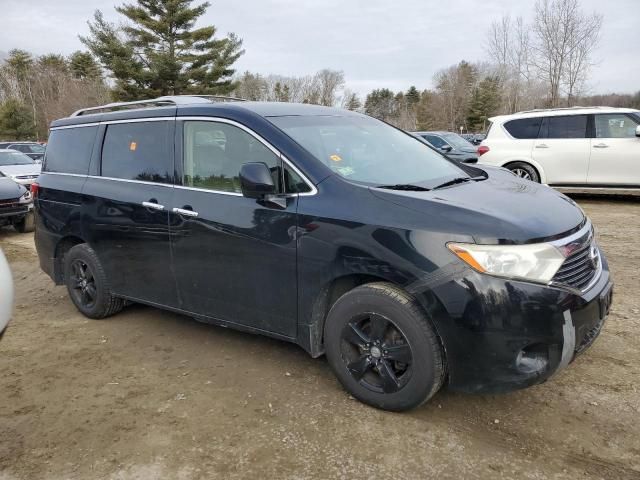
[324,282,444,411]
[63,244,124,319]
[14,212,35,233]
[506,162,540,183]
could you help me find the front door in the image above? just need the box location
[170,119,299,337]
[532,114,590,184]
[588,113,640,185]
[84,119,178,307]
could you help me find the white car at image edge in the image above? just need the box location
[477,106,640,188]
[0,249,13,339]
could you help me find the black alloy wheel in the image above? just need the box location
[341,313,413,394]
[69,259,98,310]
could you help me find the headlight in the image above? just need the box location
[18,190,32,203]
[447,242,565,283]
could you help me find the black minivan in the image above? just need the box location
[34,96,613,411]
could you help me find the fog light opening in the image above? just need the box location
[516,344,549,374]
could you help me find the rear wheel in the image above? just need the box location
[506,162,540,183]
[14,212,35,233]
[324,282,444,411]
[63,244,124,319]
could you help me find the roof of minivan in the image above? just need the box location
[489,106,640,123]
[50,101,361,128]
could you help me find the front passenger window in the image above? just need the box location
[595,114,640,138]
[183,121,282,193]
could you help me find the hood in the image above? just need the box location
[0,176,26,200]
[369,166,585,245]
[0,163,41,177]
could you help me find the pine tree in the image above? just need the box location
[467,76,501,131]
[69,51,102,80]
[81,0,244,100]
[0,99,36,140]
[405,86,420,105]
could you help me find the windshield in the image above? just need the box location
[0,151,35,166]
[269,115,465,186]
[442,133,473,149]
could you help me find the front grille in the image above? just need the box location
[0,198,27,216]
[552,241,599,291]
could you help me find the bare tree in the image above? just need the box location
[531,0,603,107]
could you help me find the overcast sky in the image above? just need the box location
[1,0,638,96]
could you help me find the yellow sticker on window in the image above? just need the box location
[330,154,342,162]
[129,141,137,151]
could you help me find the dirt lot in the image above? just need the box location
[0,197,639,480]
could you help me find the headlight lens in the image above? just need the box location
[18,190,32,203]
[448,242,566,283]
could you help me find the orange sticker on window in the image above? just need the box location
[129,141,137,151]
[330,154,342,162]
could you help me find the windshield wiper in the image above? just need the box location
[432,176,484,190]
[377,184,431,191]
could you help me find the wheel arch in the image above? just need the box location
[303,273,391,358]
[53,235,86,284]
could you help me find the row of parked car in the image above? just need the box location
[0,143,41,233]
[415,106,640,187]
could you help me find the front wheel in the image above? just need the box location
[506,162,540,183]
[324,283,444,411]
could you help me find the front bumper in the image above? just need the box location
[423,256,612,394]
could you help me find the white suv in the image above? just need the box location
[478,107,640,187]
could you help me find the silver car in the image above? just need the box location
[0,249,13,339]
[0,149,41,187]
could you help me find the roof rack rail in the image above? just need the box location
[515,106,612,114]
[71,95,246,117]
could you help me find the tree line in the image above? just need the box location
[1,0,638,140]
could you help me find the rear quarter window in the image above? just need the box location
[44,126,98,174]
[503,117,543,139]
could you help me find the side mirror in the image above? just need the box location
[440,145,453,153]
[239,162,276,199]
[636,125,640,137]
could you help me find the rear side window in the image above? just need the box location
[101,121,173,184]
[44,126,98,174]
[503,118,543,139]
[540,115,587,139]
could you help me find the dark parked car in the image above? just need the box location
[413,131,478,163]
[34,96,613,411]
[0,142,46,163]
[0,171,34,232]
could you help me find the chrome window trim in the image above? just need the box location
[174,184,243,196]
[46,116,318,197]
[178,116,318,197]
[89,175,174,188]
[49,122,101,131]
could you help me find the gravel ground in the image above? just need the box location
[0,196,639,480]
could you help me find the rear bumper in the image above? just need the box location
[422,256,612,394]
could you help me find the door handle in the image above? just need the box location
[593,143,609,148]
[535,144,549,149]
[172,207,199,218]
[142,201,165,211]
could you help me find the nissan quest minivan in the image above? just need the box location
[34,96,613,411]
